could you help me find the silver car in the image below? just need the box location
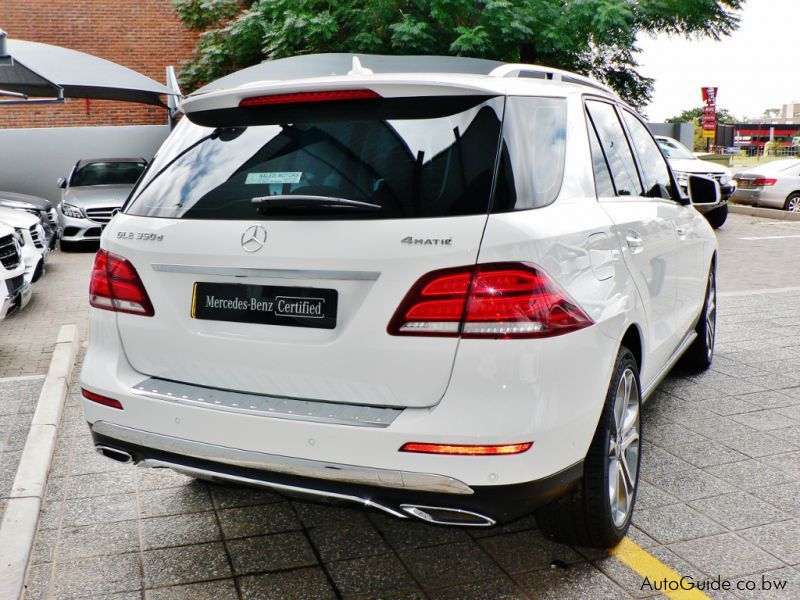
[57,157,147,249]
[732,159,800,212]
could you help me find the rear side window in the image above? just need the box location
[126,97,504,220]
[587,122,615,197]
[585,101,642,196]
[71,161,146,187]
[621,111,676,200]
[493,97,567,211]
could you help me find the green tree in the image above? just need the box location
[172,0,744,109]
[666,107,737,125]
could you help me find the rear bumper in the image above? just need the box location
[731,189,783,209]
[80,297,617,523]
[90,420,582,524]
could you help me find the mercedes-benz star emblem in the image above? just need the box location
[241,224,268,253]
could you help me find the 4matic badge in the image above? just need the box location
[401,236,452,246]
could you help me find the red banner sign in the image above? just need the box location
[701,87,718,139]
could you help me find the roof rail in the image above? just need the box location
[489,63,617,97]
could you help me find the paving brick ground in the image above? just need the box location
[0,248,93,378]
[4,215,800,598]
[716,212,800,293]
[0,377,44,526]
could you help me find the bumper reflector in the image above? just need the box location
[400,442,532,456]
[81,388,124,410]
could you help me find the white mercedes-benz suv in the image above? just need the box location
[80,55,718,547]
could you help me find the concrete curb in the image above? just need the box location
[729,202,800,221]
[0,324,79,600]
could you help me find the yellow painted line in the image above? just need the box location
[611,537,709,599]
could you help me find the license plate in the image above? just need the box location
[192,282,337,329]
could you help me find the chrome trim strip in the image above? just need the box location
[131,377,402,428]
[95,445,133,464]
[151,263,380,281]
[92,421,474,495]
[642,331,697,401]
[139,458,409,519]
[400,504,496,527]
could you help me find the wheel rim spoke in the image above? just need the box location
[622,395,639,434]
[609,457,619,507]
[614,379,626,436]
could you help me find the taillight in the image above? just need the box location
[400,442,532,455]
[81,388,124,410]
[387,263,592,339]
[753,178,777,186]
[90,250,154,316]
[239,89,381,107]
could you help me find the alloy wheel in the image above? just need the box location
[608,368,640,528]
[788,197,800,212]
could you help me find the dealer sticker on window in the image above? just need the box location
[245,172,303,185]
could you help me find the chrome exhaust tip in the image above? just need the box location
[400,504,496,527]
[95,445,134,464]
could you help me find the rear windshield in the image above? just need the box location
[71,161,146,187]
[127,97,505,220]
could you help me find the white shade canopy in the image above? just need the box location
[0,35,177,106]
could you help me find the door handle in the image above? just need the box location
[626,231,643,254]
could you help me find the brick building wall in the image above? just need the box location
[0,0,198,128]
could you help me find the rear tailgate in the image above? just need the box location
[111,86,505,409]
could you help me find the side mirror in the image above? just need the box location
[687,174,720,206]
[57,177,67,189]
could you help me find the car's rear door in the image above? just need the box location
[109,89,505,409]
[585,99,683,383]
[618,108,708,338]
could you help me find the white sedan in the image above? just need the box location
[732,159,800,212]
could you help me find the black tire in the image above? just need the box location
[704,203,728,229]
[784,193,800,213]
[535,347,642,548]
[680,263,716,371]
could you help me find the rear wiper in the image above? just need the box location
[251,195,381,212]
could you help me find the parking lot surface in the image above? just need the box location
[716,213,800,293]
[0,377,44,526]
[3,214,800,598]
[0,250,91,379]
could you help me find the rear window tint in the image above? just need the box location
[126,97,504,220]
[493,97,567,211]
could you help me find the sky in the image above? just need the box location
[637,0,798,122]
